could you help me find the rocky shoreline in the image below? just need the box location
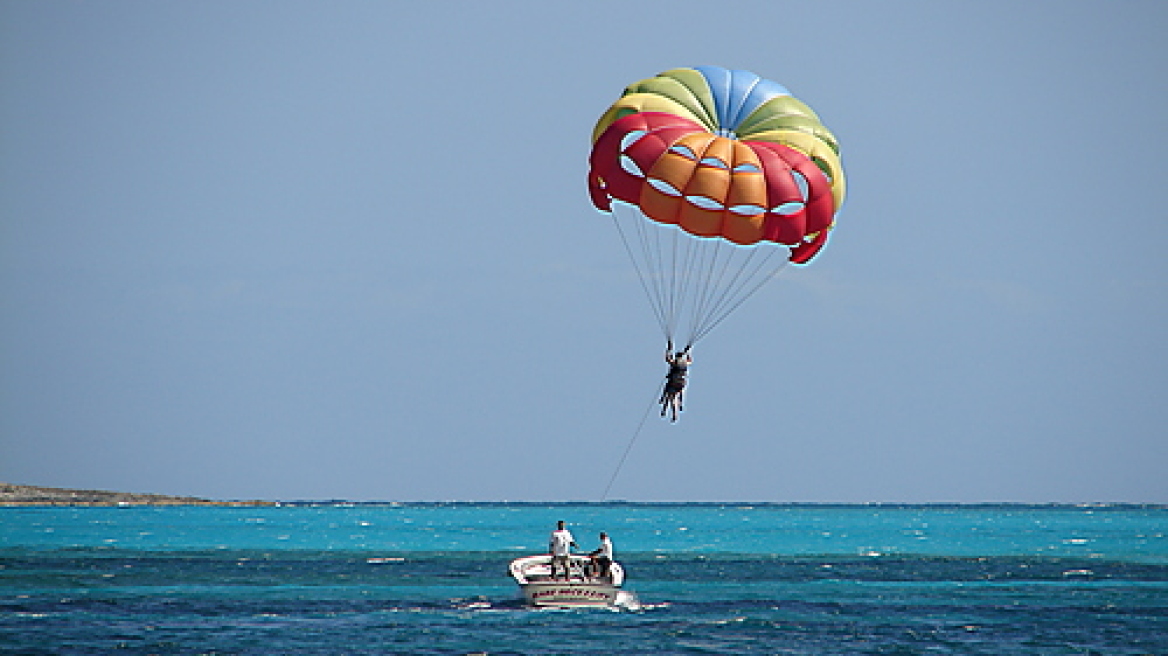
[0,483,274,506]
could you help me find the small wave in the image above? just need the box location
[614,590,642,611]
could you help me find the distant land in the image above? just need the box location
[0,483,273,506]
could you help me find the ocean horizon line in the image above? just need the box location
[5,483,1164,509]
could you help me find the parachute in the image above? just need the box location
[588,66,846,348]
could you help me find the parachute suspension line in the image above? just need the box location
[600,388,659,502]
[610,207,670,338]
[689,243,770,342]
[611,202,791,349]
[635,204,681,344]
[636,204,671,322]
[672,227,696,338]
[685,236,741,349]
[661,222,681,342]
[690,250,791,345]
[659,224,688,342]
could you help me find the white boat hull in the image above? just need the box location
[509,554,625,608]
[520,581,619,607]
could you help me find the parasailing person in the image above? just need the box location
[660,342,692,422]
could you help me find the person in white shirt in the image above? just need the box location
[548,520,577,580]
[589,531,613,579]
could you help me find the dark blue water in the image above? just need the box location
[2,503,1165,654]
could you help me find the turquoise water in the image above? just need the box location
[2,503,1166,654]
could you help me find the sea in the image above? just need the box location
[1,503,1165,655]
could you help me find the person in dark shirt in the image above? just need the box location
[660,342,692,422]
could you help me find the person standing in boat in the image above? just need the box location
[589,531,613,580]
[548,520,577,580]
[661,342,693,422]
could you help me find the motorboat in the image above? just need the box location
[508,554,625,607]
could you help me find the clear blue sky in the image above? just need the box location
[2,1,1165,502]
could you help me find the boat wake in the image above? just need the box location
[613,590,642,611]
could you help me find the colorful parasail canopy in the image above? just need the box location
[588,66,845,346]
[588,65,845,264]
